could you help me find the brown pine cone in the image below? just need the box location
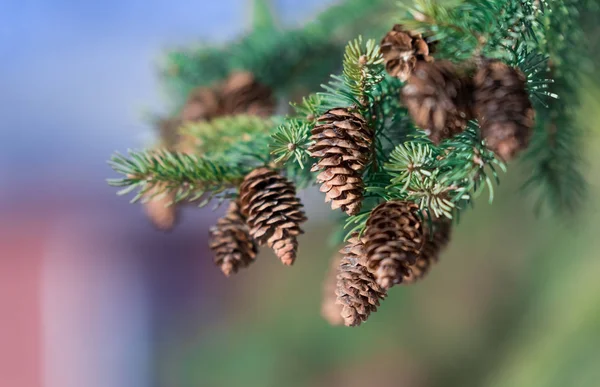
[209,200,258,276]
[474,59,535,161]
[156,117,197,154]
[181,87,220,122]
[143,186,178,231]
[308,108,372,216]
[402,61,474,144]
[220,71,275,117]
[239,168,307,265]
[380,24,435,81]
[336,236,387,326]
[404,218,452,284]
[321,253,345,326]
[364,201,425,289]
[157,118,183,150]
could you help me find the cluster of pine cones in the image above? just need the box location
[382,24,535,159]
[145,71,275,230]
[322,201,452,327]
[305,25,534,327]
[145,24,537,328]
[209,168,307,275]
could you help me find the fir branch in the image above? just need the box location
[318,37,384,113]
[386,142,435,192]
[371,76,413,164]
[343,37,385,106]
[291,94,323,124]
[107,150,245,206]
[270,119,311,167]
[160,0,395,106]
[399,0,497,60]
[513,45,556,108]
[180,115,278,156]
[343,211,372,239]
[405,173,457,219]
[384,126,505,219]
[522,0,592,215]
[438,126,506,208]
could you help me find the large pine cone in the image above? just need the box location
[404,218,451,284]
[364,201,425,289]
[220,71,275,117]
[308,108,372,216]
[402,61,474,144]
[181,87,220,122]
[474,60,535,161]
[380,24,435,81]
[336,236,387,327]
[209,200,258,276]
[239,168,306,265]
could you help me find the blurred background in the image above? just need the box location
[1,1,599,387]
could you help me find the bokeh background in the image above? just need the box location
[1,1,599,387]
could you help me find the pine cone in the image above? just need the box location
[336,236,387,327]
[143,186,178,231]
[220,71,275,117]
[474,59,534,160]
[157,118,183,150]
[209,200,258,276]
[404,218,451,284]
[321,253,345,326]
[402,61,474,144]
[239,168,307,265]
[181,87,220,122]
[308,108,372,216]
[380,24,434,81]
[364,201,424,289]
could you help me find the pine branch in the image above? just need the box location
[270,119,312,167]
[160,0,395,107]
[180,115,278,159]
[105,0,598,327]
[397,0,591,216]
[318,37,384,112]
[384,126,505,219]
[107,150,245,206]
[522,0,593,215]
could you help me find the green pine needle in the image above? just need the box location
[107,150,245,206]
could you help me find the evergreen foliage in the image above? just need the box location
[109,0,597,240]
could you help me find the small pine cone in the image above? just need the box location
[143,187,178,231]
[220,71,275,117]
[157,118,183,150]
[404,219,452,284]
[402,61,474,144]
[209,200,258,276]
[474,60,535,161]
[239,168,307,265]
[181,87,220,122]
[336,236,387,327]
[308,108,372,216]
[380,24,435,81]
[364,201,425,289]
[157,118,196,154]
[321,253,345,326]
